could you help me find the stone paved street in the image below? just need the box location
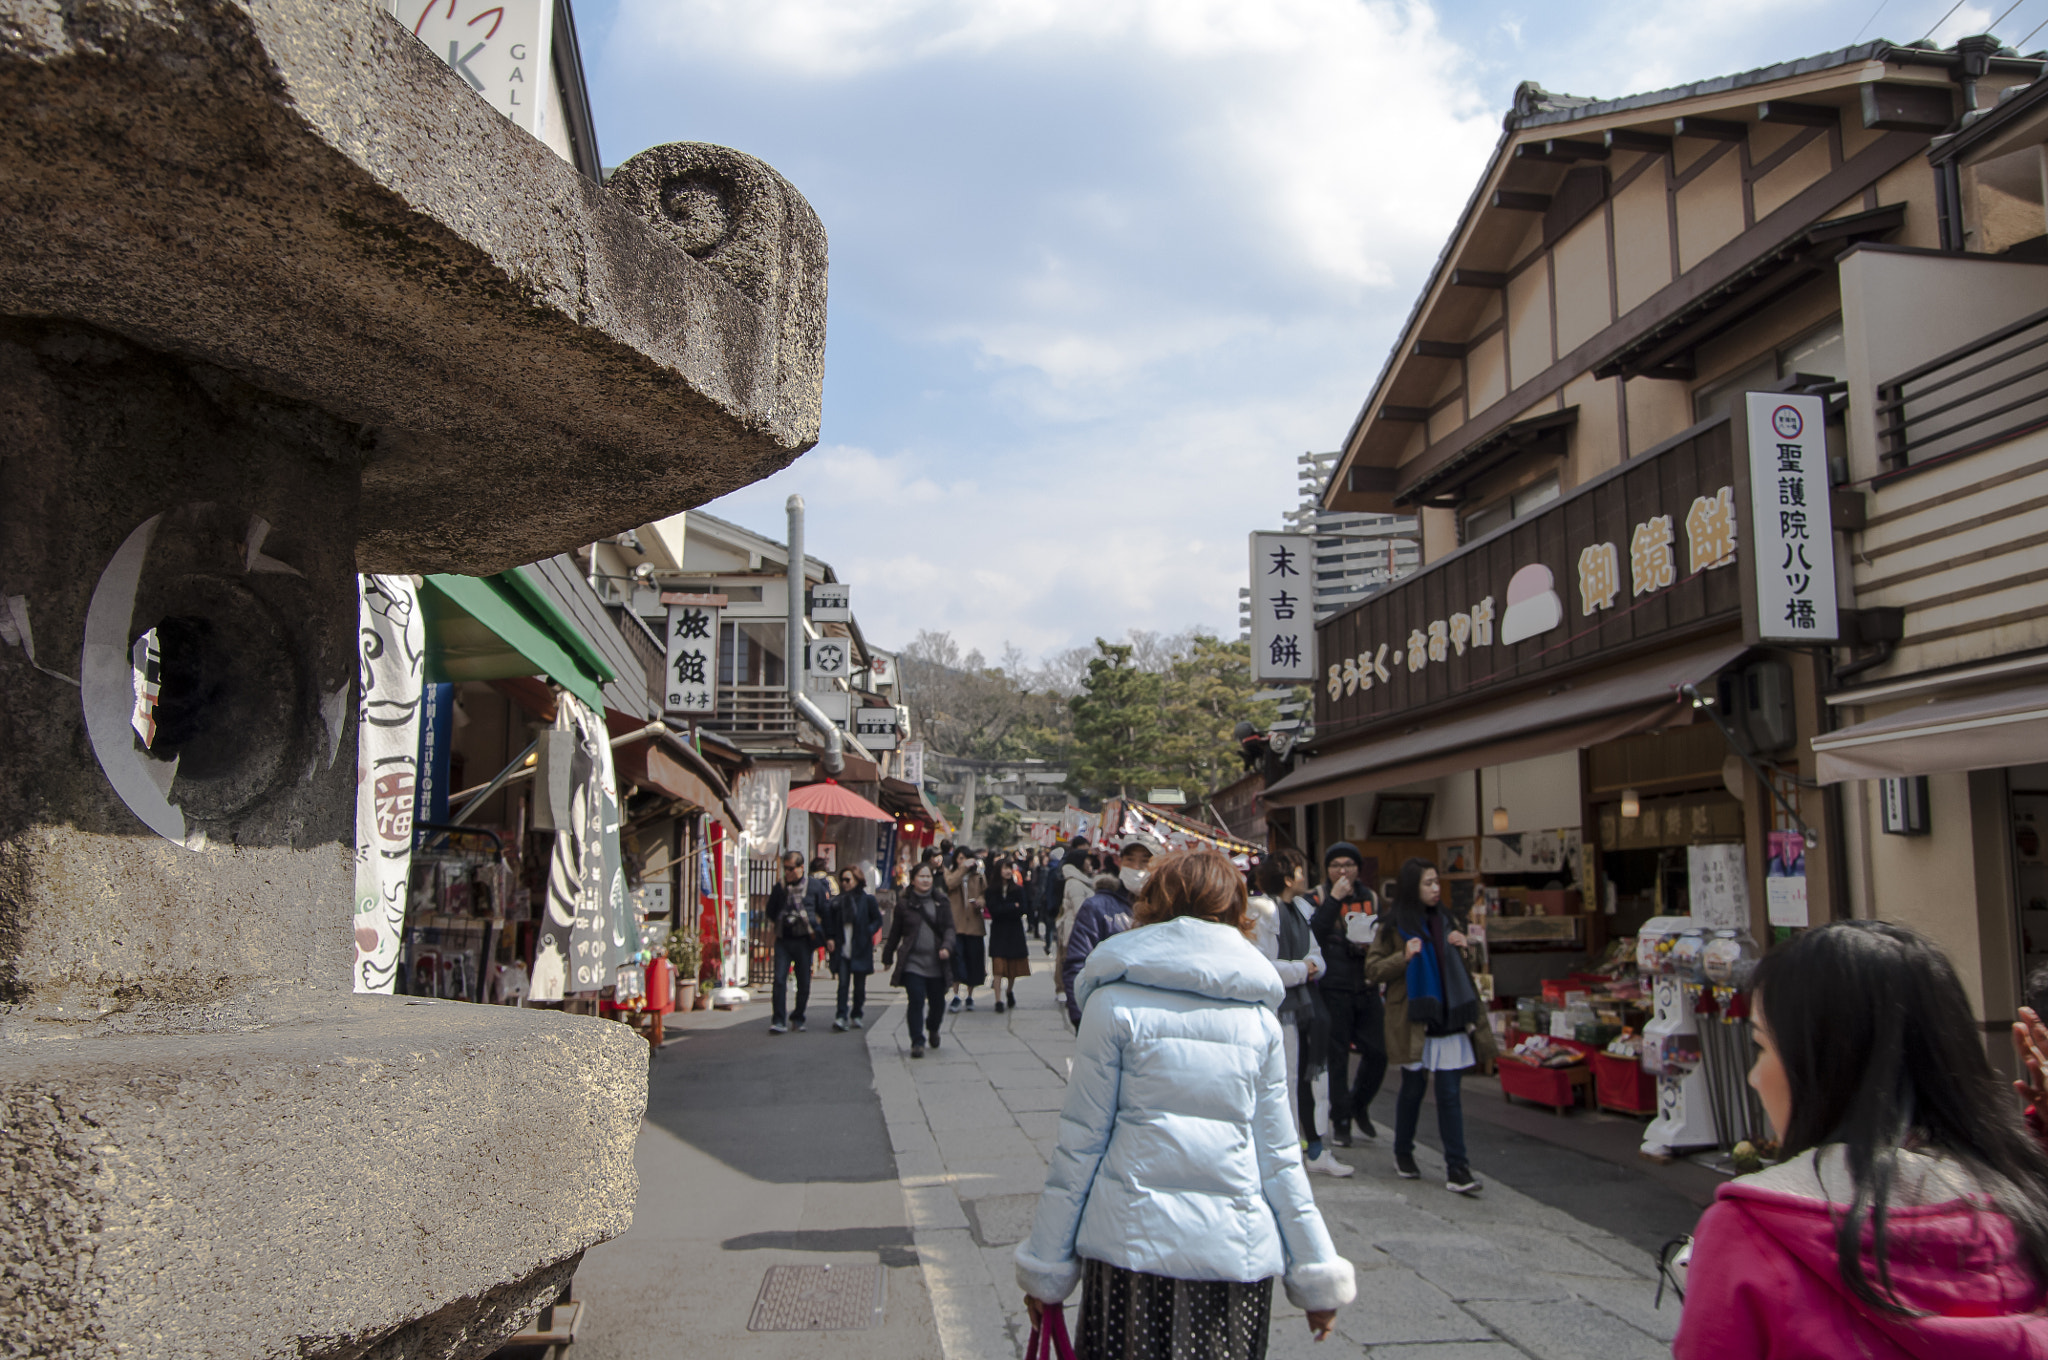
[579,963,1694,1359]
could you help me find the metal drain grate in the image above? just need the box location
[747,1263,886,1331]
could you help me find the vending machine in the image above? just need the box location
[1637,916,1719,1156]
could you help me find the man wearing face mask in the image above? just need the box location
[1060,835,1159,1027]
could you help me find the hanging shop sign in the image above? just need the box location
[869,652,894,686]
[1740,392,1838,644]
[663,601,720,716]
[902,741,926,786]
[1317,418,1742,733]
[415,681,456,838]
[394,0,555,143]
[854,705,900,750]
[811,581,851,622]
[808,634,851,682]
[1250,532,1316,683]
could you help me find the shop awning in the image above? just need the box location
[420,571,610,714]
[1264,638,1748,808]
[1814,684,2048,783]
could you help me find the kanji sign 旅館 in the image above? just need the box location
[1317,417,1747,733]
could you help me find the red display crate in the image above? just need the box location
[1496,1053,1592,1112]
[1591,1050,1657,1115]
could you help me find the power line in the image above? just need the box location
[1854,1,1889,43]
[1921,0,1970,42]
[1991,0,2031,35]
[2023,13,2048,47]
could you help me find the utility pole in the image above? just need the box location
[959,770,978,844]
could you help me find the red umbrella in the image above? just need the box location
[786,778,894,822]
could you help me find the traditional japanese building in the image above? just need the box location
[1268,37,2046,1036]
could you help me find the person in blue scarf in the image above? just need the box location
[1364,857,1495,1194]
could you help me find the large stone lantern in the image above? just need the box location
[0,2,825,1355]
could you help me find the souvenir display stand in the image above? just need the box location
[400,824,521,1002]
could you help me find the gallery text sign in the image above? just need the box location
[1316,419,1743,733]
[1249,533,1316,683]
[1742,392,1838,644]
[394,0,555,142]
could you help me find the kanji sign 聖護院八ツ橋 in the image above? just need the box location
[664,601,720,715]
[1743,392,1837,644]
[1315,416,1744,733]
[1250,532,1316,683]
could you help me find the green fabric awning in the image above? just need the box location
[419,571,609,714]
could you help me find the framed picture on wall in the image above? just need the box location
[1439,838,1476,875]
[1370,793,1433,839]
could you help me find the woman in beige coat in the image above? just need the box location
[1364,857,1495,1196]
[945,851,987,1011]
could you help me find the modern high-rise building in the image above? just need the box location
[1242,452,1419,637]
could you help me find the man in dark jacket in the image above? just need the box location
[1310,841,1387,1143]
[1060,836,1157,1026]
[823,865,884,1032]
[765,852,828,1034]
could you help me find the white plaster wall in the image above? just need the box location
[1839,248,2048,480]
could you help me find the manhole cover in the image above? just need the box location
[747,1263,886,1331]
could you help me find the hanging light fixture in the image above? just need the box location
[1488,767,1509,832]
[1621,788,1641,819]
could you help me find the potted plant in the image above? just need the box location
[664,929,703,1014]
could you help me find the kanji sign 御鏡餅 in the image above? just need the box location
[1744,392,1837,644]
[1250,533,1316,683]
[664,601,720,716]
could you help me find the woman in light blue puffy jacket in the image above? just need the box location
[1016,849,1356,1358]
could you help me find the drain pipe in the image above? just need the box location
[786,494,844,776]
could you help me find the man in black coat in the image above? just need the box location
[1310,841,1388,1143]
[764,851,826,1033]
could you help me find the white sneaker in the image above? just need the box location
[1304,1150,1354,1178]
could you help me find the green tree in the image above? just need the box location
[1155,634,1278,798]
[1067,641,1165,801]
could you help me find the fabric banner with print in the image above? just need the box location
[531,689,629,1000]
[732,766,791,857]
[354,574,425,994]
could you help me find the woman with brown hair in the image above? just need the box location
[1016,848,1356,1358]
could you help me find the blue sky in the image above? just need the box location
[573,0,2022,659]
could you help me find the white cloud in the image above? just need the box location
[598,0,1910,660]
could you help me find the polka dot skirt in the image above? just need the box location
[1077,1259,1273,1360]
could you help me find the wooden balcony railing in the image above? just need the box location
[1877,302,2048,473]
[710,683,798,738]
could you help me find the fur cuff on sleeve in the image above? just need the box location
[1282,1258,1357,1312]
[1014,1245,1083,1304]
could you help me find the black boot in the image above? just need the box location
[1329,1122,1353,1149]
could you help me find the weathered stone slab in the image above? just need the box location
[0,995,646,1360]
[0,0,828,575]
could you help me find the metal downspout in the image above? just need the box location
[786,494,845,776]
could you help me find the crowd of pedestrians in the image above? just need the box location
[765,828,2048,1357]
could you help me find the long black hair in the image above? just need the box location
[1753,920,2048,1314]
[1388,856,1440,939]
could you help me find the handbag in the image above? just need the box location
[1026,1303,1075,1360]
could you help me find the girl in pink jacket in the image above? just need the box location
[1676,920,2048,1360]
